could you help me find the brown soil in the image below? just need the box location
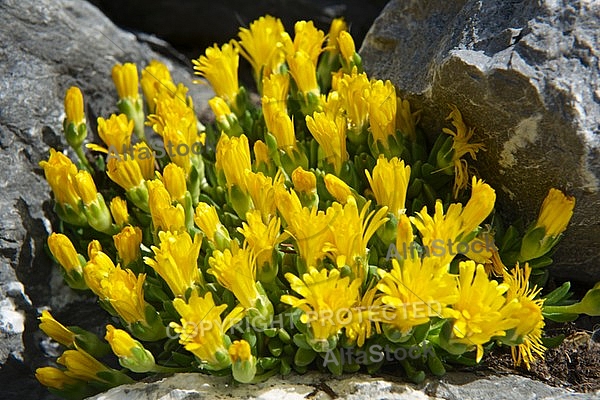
[484,320,600,392]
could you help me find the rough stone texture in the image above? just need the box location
[0,1,212,399]
[87,0,389,59]
[360,0,600,283]
[87,371,599,400]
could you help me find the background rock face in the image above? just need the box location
[0,1,212,398]
[360,0,600,283]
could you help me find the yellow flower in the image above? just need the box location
[193,40,240,103]
[338,31,356,63]
[305,111,347,174]
[161,124,193,174]
[344,287,381,347]
[133,142,156,180]
[162,163,187,201]
[324,198,389,281]
[101,267,148,325]
[147,82,198,149]
[236,15,286,79]
[442,105,485,197]
[395,214,415,256]
[147,179,186,233]
[281,267,361,347]
[73,170,112,233]
[461,177,496,234]
[105,324,155,373]
[238,210,283,268]
[365,155,411,218]
[245,170,285,221]
[519,188,575,261]
[410,178,495,266]
[73,170,98,206]
[253,140,270,168]
[286,50,319,96]
[39,149,81,209]
[262,72,290,110]
[326,17,347,53]
[320,90,342,116]
[215,133,251,190]
[113,225,142,266]
[285,20,325,65]
[502,264,546,369]
[112,63,140,101]
[194,202,228,245]
[63,86,88,151]
[106,156,145,191]
[170,291,244,370]
[411,201,464,265]
[36,367,80,390]
[396,97,419,141]
[57,347,112,383]
[276,188,333,268]
[48,233,82,275]
[87,240,102,260]
[141,60,174,112]
[208,244,260,310]
[39,310,76,347]
[97,114,133,152]
[533,188,575,238]
[209,96,237,131]
[292,166,316,194]
[64,86,85,126]
[228,339,252,363]
[449,261,519,362]
[229,339,257,383]
[144,231,203,297]
[334,69,370,134]
[376,257,458,334]
[109,196,130,227]
[367,79,397,146]
[83,251,116,296]
[263,105,296,149]
[324,174,353,204]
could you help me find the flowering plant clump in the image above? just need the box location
[37,15,599,399]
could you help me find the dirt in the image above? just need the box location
[483,319,600,393]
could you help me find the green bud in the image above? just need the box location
[81,193,115,234]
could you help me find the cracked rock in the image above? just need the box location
[0,0,212,399]
[87,371,599,400]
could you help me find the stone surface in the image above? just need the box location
[0,0,212,399]
[87,0,389,59]
[360,0,600,283]
[87,371,599,400]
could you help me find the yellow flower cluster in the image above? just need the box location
[36,15,583,398]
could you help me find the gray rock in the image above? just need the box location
[0,0,212,399]
[86,371,599,400]
[360,0,600,283]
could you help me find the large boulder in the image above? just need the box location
[360,0,600,283]
[0,0,212,399]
